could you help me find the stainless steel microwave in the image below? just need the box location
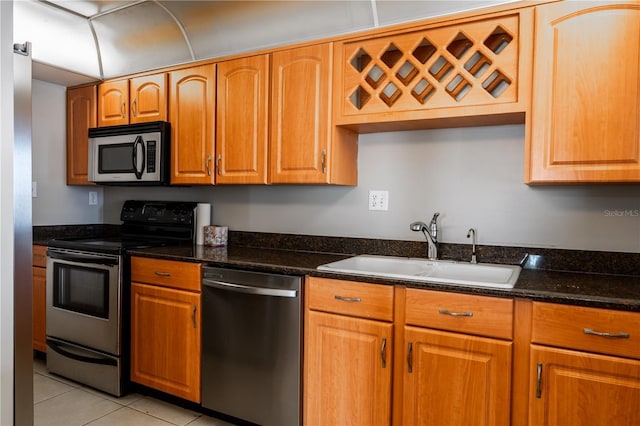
[88,121,170,185]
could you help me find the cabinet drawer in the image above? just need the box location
[307,277,393,321]
[532,302,640,359]
[131,256,201,292]
[405,288,513,340]
[33,245,47,268]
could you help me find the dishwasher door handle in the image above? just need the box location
[202,279,298,298]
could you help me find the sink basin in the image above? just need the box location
[317,255,521,289]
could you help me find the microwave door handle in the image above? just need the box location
[132,136,145,180]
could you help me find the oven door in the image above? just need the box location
[46,248,121,355]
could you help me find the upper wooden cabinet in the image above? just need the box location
[98,80,128,126]
[270,43,358,184]
[216,55,269,184]
[525,1,640,183]
[335,9,533,133]
[66,85,96,186]
[169,64,216,185]
[98,73,167,126]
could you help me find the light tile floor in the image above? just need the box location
[33,358,236,426]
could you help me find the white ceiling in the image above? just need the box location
[14,0,515,86]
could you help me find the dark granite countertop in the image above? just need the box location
[128,244,640,312]
[35,226,639,312]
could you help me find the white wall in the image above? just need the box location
[31,79,103,225]
[32,80,639,253]
[102,125,640,253]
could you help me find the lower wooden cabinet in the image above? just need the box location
[529,345,640,426]
[304,278,514,425]
[130,257,202,402]
[402,327,512,426]
[304,277,393,425]
[304,310,392,425]
[32,245,47,352]
[526,301,640,426]
[399,288,513,425]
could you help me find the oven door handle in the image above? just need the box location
[46,339,117,366]
[47,250,119,266]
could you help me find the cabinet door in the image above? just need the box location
[98,80,128,126]
[216,55,269,184]
[402,326,512,426]
[526,1,640,183]
[270,44,331,184]
[169,64,216,185]
[66,85,96,185]
[304,310,392,426]
[530,345,640,426]
[130,74,167,124]
[32,266,46,352]
[130,282,201,402]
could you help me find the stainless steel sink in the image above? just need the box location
[317,255,521,289]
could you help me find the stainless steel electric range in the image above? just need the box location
[45,200,198,396]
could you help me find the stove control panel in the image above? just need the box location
[120,200,198,225]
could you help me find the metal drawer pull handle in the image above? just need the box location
[154,271,171,277]
[381,337,387,368]
[438,309,473,317]
[583,328,629,339]
[321,149,327,174]
[192,305,197,328]
[407,342,413,373]
[205,155,212,176]
[536,362,542,398]
[334,295,361,303]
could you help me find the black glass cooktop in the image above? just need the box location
[47,236,165,255]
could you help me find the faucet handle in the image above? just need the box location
[430,212,440,224]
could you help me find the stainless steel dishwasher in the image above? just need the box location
[201,266,302,426]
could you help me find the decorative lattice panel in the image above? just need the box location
[342,15,520,116]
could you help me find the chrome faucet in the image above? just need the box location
[410,212,440,260]
[467,228,477,264]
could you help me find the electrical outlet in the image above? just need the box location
[32,182,37,198]
[89,191,98,205]
[368,190,389,211]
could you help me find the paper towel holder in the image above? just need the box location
[196,203,212,245]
